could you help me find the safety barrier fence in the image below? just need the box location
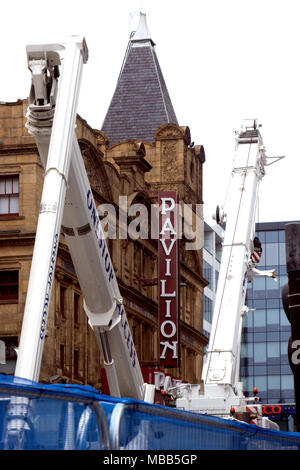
[108,401,300,450]
[1,374,300,450]
[0,374,111,450]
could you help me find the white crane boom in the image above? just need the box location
[15,38,154,403]
[15,37,87,381]
[13,38,278,432]
[202,120,266,388]
[175,120,278,430]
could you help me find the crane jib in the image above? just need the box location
[118,303,137,368]
[40,232,59,340]
[86,191,138,369]
[86,189,114,283]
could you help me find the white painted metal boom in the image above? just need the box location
[175,120,278,429]
[202,120,266,388]
[15,38,154,403]
[15,37,86,381]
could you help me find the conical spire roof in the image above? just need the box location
[101,13,178,144]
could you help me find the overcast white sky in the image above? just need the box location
[0,0,299,225]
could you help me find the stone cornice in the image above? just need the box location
[0,99,24,106]
[154,123,191,145]
[55,264,79,287]
[149,181,204,205]
[0,234,35,246]
[114,153,152,174]
[0,144,38,155]
[180,320,209,348]
[180,262,208,288]
[118,278,158,317]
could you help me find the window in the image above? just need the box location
[242,376,254,393]
[256,231,265,243]
[60,344,65,370]
[279,243,286,265]
[0,175,19,215]
[281,375,294,390]
[259,243,266,266]
[268,365,280,375]
[142,324,153,361]
[0,271,18,302]
[204,235,213,253]
[254,365,267,375]
[267,342,280,358]
[0,337,18,375]
[254,376,267,392]
[203,261,212,285]
[253,332,266,342]
[267,309,279,325]
[253,299,266,309]
[280,309,290,326]
[254,309,266,328]
[254,343,266,363]
[267,331,279,342]
[241,342,253,359]
[74,293,80,325]
[268,375,280,390]
[74,349,79,378]
[215,270,219,288]
[253,277,265,291]
[280,330,291,341]
[267,298,279,308]
[266,231,278,243]
[279,230,285,243]
[243,309,253,328]
[280,342,288,357]
[60,286,66,318]
[203,296,212,323]
[266,243,279,265]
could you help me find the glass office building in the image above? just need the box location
[240,221,298,430]
[203,221,223,339]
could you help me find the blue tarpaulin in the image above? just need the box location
[0,373,300,450]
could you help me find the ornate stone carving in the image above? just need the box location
[161,140,178,178]
[92,129,110,147]
[154,123,191,145]
[79,139,113,201]
[194,145,206,163]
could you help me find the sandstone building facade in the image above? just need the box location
[0,14,208,391]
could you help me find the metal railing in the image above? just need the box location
[108,401,300,450]
[0,379,110,450]
[2,374,300,450]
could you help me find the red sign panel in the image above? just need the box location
[262,405,282,415]
[158,192,179,368]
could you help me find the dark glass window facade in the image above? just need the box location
[240,223,295,412]
[203,261,212,286]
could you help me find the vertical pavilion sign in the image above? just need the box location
[158,192,179,368]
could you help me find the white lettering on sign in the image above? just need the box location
[160,341,178,359]
[161,197,176,215]
[160,238,176,256]
[160,279,176,297]
[165,300,172,318]
[160,218,177,236]
[160,320,177,338]
[164,259,171,276]
[158,192,179,367]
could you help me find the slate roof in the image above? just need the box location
[101,13,178,144]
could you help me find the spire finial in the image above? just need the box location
[131,12,153,43]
